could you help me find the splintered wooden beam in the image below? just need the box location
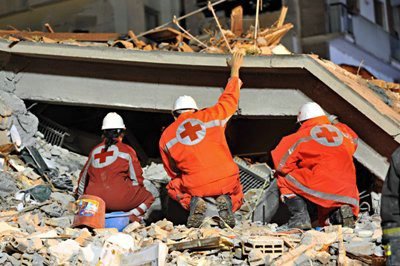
[230,6,243,36]
[169,237,233,251]
[0,31,122,42]
[277,6,289,28]
[142,27,190,43]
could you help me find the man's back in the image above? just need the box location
[159,77,241,195]
[272,116,359,214]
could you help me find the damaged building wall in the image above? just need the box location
[0,70,38,147]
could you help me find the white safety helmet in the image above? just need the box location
[297,102,326,123]
[173,95,199,113]
[101,112,126,130]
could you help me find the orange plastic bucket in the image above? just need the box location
[72,194,106,229]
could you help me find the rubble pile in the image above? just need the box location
[0,85,387,265]
[0,6,292,56]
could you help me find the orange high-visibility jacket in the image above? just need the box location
[77,140,154,214]
[159,77,243,211]
[271,116,360,216]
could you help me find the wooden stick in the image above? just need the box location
[0,201,51,219]
[44,23,54,33]
[207,1,233,53]
[277,6,289,28]
[254,0,261,43]
[173,16,209,48]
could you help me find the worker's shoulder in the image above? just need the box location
[160,122,178,143]
[277,131,305,147]
[90,142,105,152]
[117,142,137,154]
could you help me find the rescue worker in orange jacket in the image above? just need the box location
[76,112,154,222]
[271,102,360,229]
[159,51,245,228]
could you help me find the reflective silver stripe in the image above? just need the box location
[204,120,221,128]
[138,203,148,212]
[130,208,141,216]
[78,157,92,196]
[166,138,178,150]
[164,118,228,150]
[285,174,359,207]
[221,116,231,126]
[277,136,313,171]
[118,152,139,185]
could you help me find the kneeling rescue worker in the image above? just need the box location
[159,50,245,228]
[76,112,154,223]
[272,102,360,229]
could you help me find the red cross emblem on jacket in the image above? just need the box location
[180,121,202,141]
[176,119,206,146]
[94,148,114,163]
[310,124,343,147]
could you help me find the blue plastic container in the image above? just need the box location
[105,211,130,232]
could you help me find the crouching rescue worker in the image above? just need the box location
[76,112,154,222]
[381,147,400,265]
[272,102,359,230]
[159,51,245,228]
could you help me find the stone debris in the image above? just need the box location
[0,89,386,265]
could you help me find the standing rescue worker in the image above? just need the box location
[159,51,245,228]
[271,102,359,229]
[381,147,400,265]
[76,112,154,222]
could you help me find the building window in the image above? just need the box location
[392,5,400,37]
[374,0,384,27]
[145,6,159,31]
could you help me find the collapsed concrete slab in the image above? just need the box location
[0,40,396,181]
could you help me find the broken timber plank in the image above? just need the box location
[169,236,233,251]
[230,6,243,36]
[276,6,288,28]
[143,27,190,43]
[0,31,122,42]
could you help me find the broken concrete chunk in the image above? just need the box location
[0,222,21,236]
[0,172,18,199]
[248,249,265,266]
[74,228,92,247]
[120,242,168,266]
[93,228,119,238]
[122,221,142,234]
[344,241,375,256]
[48,239,80,265]
[44,216,73,228]
[50,192,75,208]
[147,224,168,240]
[40,202,63,217]
[155,219,174,231]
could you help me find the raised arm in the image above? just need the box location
[202,50,245,121]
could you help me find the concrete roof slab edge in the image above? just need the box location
[0,40,399,141]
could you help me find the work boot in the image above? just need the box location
[329,205,355,228]
[281,196,312,230]
[216,195,235,228]
[187,197,207,228]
